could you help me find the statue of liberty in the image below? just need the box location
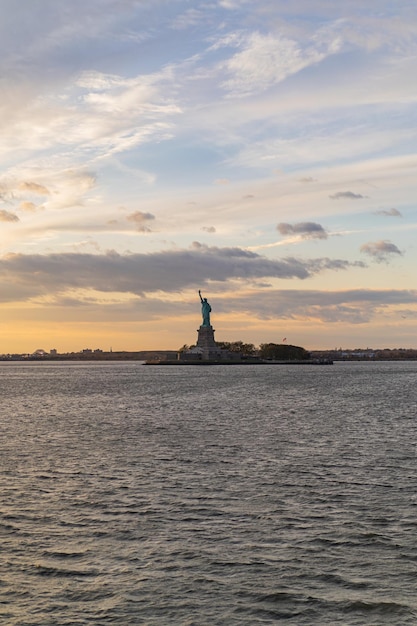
[198,290,212,327]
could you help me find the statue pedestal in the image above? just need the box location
[177,322,242,363]
[197,325,216,349]
[196,325,222,361]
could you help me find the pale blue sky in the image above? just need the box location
[0,0,416,351]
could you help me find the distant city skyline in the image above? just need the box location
[0,1,416,352]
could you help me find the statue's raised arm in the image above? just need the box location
[198,290,212,327]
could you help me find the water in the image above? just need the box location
[1,360,417,625]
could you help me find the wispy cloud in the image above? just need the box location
[19,202,39,212]
[1,169,97,214]
[375,208,402,217]
[0,66,181,170]
[0,210,19,223]
[217,31,327,97]
[277,222,328,240]
[45,285,417,329]
[19,182,50,195]
[360,240,402,262]
[221,288,417,324]
[171,8,207,30]
[126,211,155,232]
[329,191,367,200]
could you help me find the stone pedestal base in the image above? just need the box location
[197,325,216,349]
[196,325,222,360]
[177,324,243,363]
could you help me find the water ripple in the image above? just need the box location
[1,361,417,624]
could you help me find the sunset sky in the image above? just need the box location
[1,0,416,353]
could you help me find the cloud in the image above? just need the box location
[277,222,328,240]
[218,0,248,8]
[171,8,206,30]
[19,182,50,195]
[56,285,417,327]
[329,191,366,199]
[0,62,181,171]
[0,210,19,222]
[0,244,364,303]
[375,208,402,217]
[19,201,39,212]
[217,31,326,96]
[220,288,417,324]
[360,240,402,263]
[126,211,155,232]
[202,226,216,233]
[1,169,97,214]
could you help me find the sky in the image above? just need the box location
[0,0,416,353]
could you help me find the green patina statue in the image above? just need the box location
[198,290,212,327]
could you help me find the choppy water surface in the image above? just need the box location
[1,360,417,625]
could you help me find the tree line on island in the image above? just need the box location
[179,341,310,361]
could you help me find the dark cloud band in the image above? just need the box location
[0,244,363,302]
